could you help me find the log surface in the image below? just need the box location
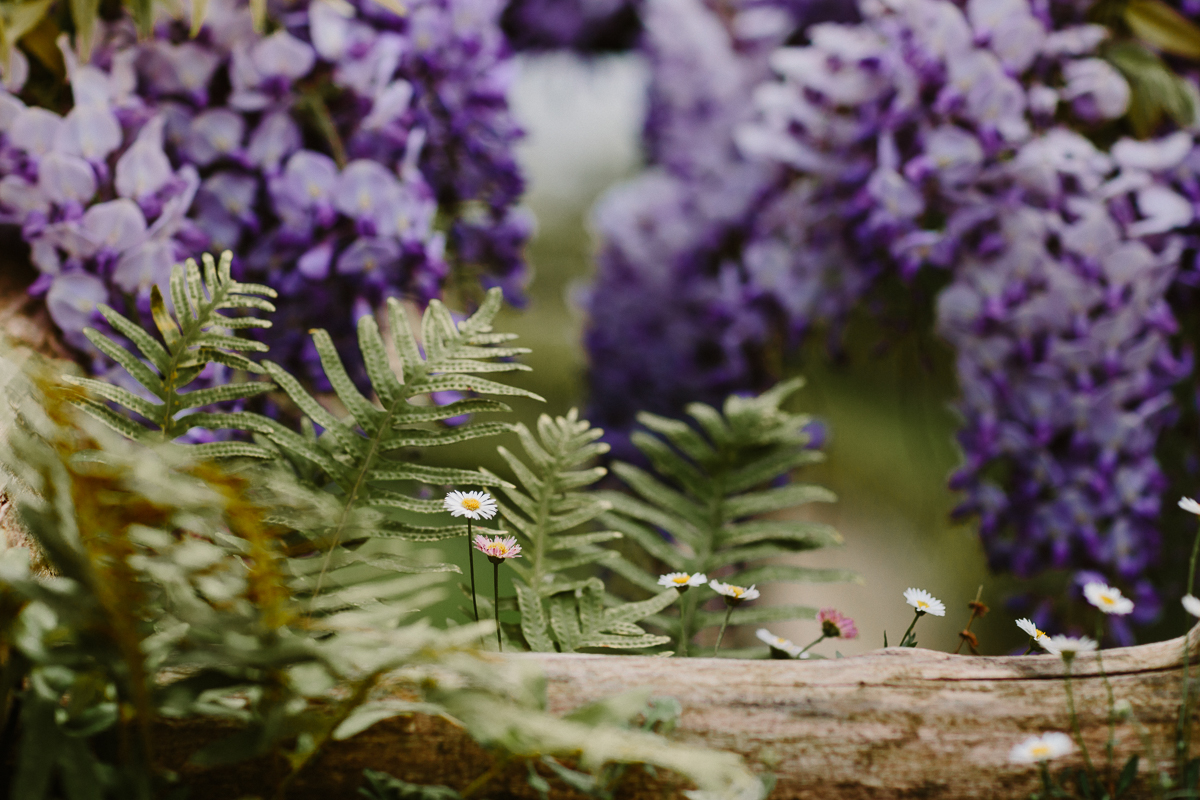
[153,627,1200,800]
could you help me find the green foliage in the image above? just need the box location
[483,410,677,653]
[360,771,462,800]
[599,378,855,656]
[66,251,277,460]
[1106,41,1196,137]
[0,355,766,800]
[245,288,539,606]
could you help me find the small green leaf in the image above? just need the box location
[1125,0,1200,59]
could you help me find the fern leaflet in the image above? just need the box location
[482,410,676,652]
[253,288,541,604]
[66,251,277,459]
[599,378,856,656]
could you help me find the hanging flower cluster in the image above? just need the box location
[583,0,1200,632]
[4,0,528,390]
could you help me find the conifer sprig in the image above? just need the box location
[67,251,277,460]
[599,379,856,656]
[482,410,677,652]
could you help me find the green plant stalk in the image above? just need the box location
[797,634,826,657]
[1065,659,1099,785]
[1180,525,1200,775]
[494,560,502,652]
[713,604,734,656]
[899,610,922,647]
[1096,617,1118,796]
[677,590,699,657]
[467,520,480,624]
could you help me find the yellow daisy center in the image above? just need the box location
[729,587,745,598]
[462,498,481,511]
[493,543,508,555]
[1036,629,1046,638]
[671,575,691,584]
[917,600,929,609]
[1100,595,1115,606]
[1030,745,1050,759]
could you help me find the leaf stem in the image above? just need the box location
[713,604,733,656]
[467,519,479,624]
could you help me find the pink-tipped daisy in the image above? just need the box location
[444,490,498,520]
[818,608,858,640]
[473,534,522,562]
[1082,582,1134,616]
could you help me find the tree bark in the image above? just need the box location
[152,626,1200,799]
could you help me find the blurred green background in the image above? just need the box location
[426,52,1029,655]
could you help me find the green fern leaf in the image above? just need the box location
[66,252,276,447]
[485,410,676,653]
[602,378,854,656]
[256,289,539,608]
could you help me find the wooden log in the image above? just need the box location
[151,627,1200,800]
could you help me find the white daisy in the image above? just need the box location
[903,587,946,617]
[1180,497,1200,516]
[443,490,497,520]
[658,572,707,589]
[1183,595,1200,618]
[756,628,801,657]
[1016,618,1048,643]
[709,579,761,602]
[1042,635,1098,659]
[1082,582,1134,616]
[1009,732,1076,764]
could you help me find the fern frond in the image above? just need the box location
[66,252,276,453]
[483,409,676,653]
[600,378,855,656]
[257,288,540,608]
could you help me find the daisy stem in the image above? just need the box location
[1179,526,1200,774]
[493,560,502,653]
[1023,641,1035,656]
[899,610,922,647]
[713,605,734,657]
[1064,660,1098,785]
[467,520,479,624]
[1095,618,1116,794]
[797,635,826,657]
[677,590,697,657]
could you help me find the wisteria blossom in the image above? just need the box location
[582,0,1200,632]
[6,0,529,395]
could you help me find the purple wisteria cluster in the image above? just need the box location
[584,0,1200,636]
[583,0,857,443]
[1,0,527,389]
